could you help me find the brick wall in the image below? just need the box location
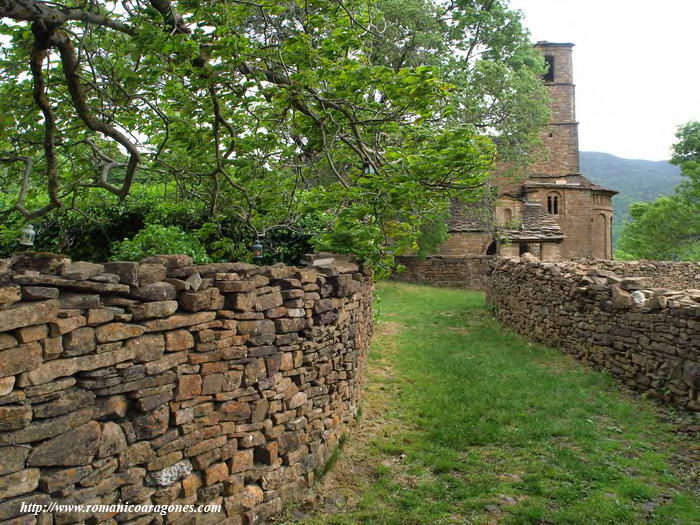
[487,256,700,410]
[0,252,373,523]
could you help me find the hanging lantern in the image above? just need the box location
[252,238,263,261]
[19,224,36,247]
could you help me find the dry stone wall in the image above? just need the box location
[571,259,700,291]
[394,255,492,290]
[0,252,373,524]
[488,255,700,411]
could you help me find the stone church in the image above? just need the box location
[439,42,617,260]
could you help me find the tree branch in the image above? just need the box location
[0,0,135,35]
[54,31,141,199]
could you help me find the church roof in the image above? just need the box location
[448,197,565,243]
[447,196,492,232]
[523,174,618,195]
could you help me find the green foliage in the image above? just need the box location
[617,121,700,261]
[580,151,683,245]
[0,0,548,268]
[111,224,211,263]
[371,0,550,166]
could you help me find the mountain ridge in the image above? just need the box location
[579,151,683,244]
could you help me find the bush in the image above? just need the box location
[0,183,314,264]
[111,224,211,263]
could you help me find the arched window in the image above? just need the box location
[543,55,555,82]
[547,193,560,215]
[503,208,513,224]
[486,240,497,255]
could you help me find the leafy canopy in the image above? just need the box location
[617,121,700,261]
[0,0,546,269]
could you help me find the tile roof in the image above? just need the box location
[523,174,618,194]
[503,202,565,242]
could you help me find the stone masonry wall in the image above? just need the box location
[0,252,373,524]
[487,256,700,411]
[394,255,492,290]
[571,259,700,291]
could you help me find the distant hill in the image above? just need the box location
[579,151,683,245]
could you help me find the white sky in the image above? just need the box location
[508,0,700,161]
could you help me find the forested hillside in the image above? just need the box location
[580,151,682,244]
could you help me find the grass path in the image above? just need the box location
[282,282,699,524]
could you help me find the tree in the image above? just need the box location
[617,121,700,261]
[370,0,549,163]
[0,0,545,268]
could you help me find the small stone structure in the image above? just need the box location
[394,255,492,290]
[396,254,700,410]
[0,252,373,523]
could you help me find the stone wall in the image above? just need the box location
[0,252,373,524]
[487,256,700,410]
[394,255,492,290]
[572,259,700,290]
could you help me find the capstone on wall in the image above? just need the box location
[0,252,373,524]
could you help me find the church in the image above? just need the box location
[438,42,617,260]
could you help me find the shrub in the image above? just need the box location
[111,224,211,263]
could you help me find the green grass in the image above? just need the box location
[298,282,700,525]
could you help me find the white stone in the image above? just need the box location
[147,459,193,486]
[631,290,646,305]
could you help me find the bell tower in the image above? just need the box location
[530,42,579,177]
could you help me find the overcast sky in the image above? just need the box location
[508,0,700,161]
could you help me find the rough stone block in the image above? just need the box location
[62,261,105,280]
[0,446,30,476]
[126,333,165,362]
[0,342,42,378]
[148,459,193,487]
[49,314,86,336]
[95,322,146,343]
[28,421,101,466]
[16,323,49,343]
[0,285,21,307]
[0,405,32,431]
[142,312,216,332]
[0,300,58,333]
[137,264,168,286]
[204,462,229,486]
[0,468,40,499]
[132,404,169,439]
[131,282,177,302]
[21,346,135,385]
[176,374,202,400]
[21,286,59,301]
[129,300,179,321]
[228,449,253,473]
[86,308,116,326]
[32,389,95,419]
[97,422,128,458]
[62,326,96,356]
[0,333,18,351]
